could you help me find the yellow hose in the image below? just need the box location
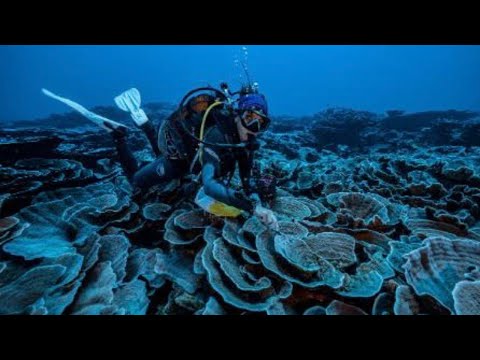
[199,101,224,164]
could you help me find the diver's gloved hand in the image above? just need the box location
[232,190,256,213]
[254,204,279,231]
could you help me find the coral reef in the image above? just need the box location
[1,104,479,315]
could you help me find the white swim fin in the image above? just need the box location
[114,88,149,126]
[42,88,128,133]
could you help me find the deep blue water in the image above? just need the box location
[1,45,480,122]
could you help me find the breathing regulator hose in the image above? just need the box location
[199,101,225,163]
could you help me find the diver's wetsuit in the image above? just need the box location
[112,121,190,189]
[111,109,258,213]
[200,119,258,213]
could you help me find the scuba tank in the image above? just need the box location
[157,83,256,160]
[157,88,221,160]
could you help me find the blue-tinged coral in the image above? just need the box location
[326,300,367,315]
[142,203,171,221]
[393,285,421,315]
[386,241,421,273]
[239,216,267,245]
[372,292,395,315]
[0,265,66,314]
[195,297,226,315]
[0,217,29,246]
[452,280,480,315]
[271,197,312,220]
[10,252,86,314]
[212,238,271,292]
[305,232,357,268]
[276,221,309,239]
[222,219,256,251]
[163,210,201,245]
[0,260,32,288]
[3,180,135,261]
[241,249,262,265]
[327,192,407,227]
[406,171,443,196]
[441,159,475,182]
[359,247,395,280]
[0,193,9,213]
[164,209,205,246]
[296,171,320,191]
[406,219,471,240]
[3,199,80,260]
[2,105,480,315]
[202,235,292,312]
[112,279,149,315]
[125,248,166,289]
[404,237,480,313]
[256,230,344,289]
[204,225,223,243]
[296,197,334,222]
[174,209,211,230]
[154,249,202,294]
[76,233,102,272]
[71,261,119,315]
[303,305,326,315]
[193,248,206,275]
[157,284,206,315]
[349,229,392,252]
[335,270,383,298]
[0,217,19,234]
[98,235,130,284]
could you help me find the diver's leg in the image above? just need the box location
[139,121,161,157]
[132,156,189,191]
[111,129,139,181]
[41,88,139,177]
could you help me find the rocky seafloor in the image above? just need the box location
[1,104,480,315]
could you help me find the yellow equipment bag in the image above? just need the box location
[194,187,242,218]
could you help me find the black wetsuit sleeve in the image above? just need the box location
[201,152,255,213]
[140,122,161,157]
[238,148,255,195]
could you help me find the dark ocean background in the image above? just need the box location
[1,45,480,122]
[1,45,480,316]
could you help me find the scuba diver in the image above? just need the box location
[42,83,279,230]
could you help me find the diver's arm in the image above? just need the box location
[237,149,267,209]
[238,149,253,193]
[202,161,255,213]
[139,121,161,157]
